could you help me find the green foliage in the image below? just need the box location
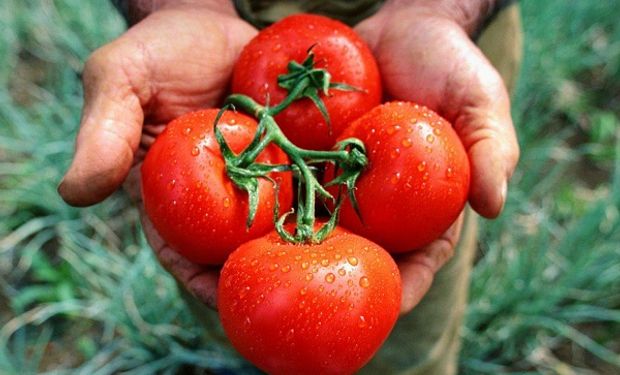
[0,0,619,374]
[460,0,620,373]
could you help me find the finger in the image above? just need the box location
[446,40,520,218]
[397,213,463,314]
[58,42,147,207]
[140,206,219,309]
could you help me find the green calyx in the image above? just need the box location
[270,46,362,133]
[214,49,367,244]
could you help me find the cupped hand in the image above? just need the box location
[58,2,257,308]
[356,2,520,314]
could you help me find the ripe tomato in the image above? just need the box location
[218,226,401,375]
[141,109,292,265]
[232,14,381,150]
[329,102,470,253]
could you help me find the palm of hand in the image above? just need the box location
[356,10,518,312]
[59,7,257,306]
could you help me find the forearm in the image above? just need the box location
[382,0,514,37]
[112,0,236,25]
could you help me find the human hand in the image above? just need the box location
[356,0,520,314]
[58,1,257,308]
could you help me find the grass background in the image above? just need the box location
[0,0,619,374]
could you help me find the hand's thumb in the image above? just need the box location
[58,44,145,206]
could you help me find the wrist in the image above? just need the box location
[382,0,500,36]
[113,0,236,25]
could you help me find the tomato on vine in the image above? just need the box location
[141,109,293,265]
[218,225,401,375]
[232,14,381,150]
[327,102,470,252]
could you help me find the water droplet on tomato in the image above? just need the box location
[223,198,231,208]
[167,179,176,190]
[294,254,302,261]
[426,134,435,143]
[417,161,427,172]
[390,172,401,184]
[446,167,454,178]
[305,273,313,281]
[325,273,336,283]
[281,265,291,273]
[359,315,367,328]
[402,138,413,148]
[301,261,309,270]
[347,256,358,266]
[250,259,258,267]
[334,253,342,260]
[273,43,282,51]
[338,268,346,276]
[433,128,441,135]
[269,263,279,271]
[300,287,307,295]
[320,258,329,267]
[183,127,191,135]
[191,147,200,156]
[359,276,370,288]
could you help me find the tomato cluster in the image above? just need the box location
[141,13,469,375]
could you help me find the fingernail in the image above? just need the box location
[500,179,508,210]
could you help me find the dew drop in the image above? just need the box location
[305,273,313,281]
[359,276,370,288]
[301,261,309,270]
[359,315,367,328]
[401,138,413,148]
[433,128,441,135]
[347,256,358,266]
[390,172,401,184]
[269,263,279,271]
[325,273,336,283]
[426,134,435,143]
[338,268,346,276]
[183,127,191,135]
[281,265,291,273]
[191,147,200,156]
[446,167,454,178]
[250,259,258,267]
[320,258,329,267]
[223,198,231,208]
[417,161,427,172]
[300,287,307,295]
[294,255,302,261]
[334,253,342,260]
[167,179,176,190]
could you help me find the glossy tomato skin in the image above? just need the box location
[331,102,470,253]
[232,14,381,150]
[141,109,292,265]
[218,226,401,375]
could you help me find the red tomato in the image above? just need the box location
[232,14,381,150]
[218,226,401,375]
[141,109,292,265]
[329,102,470,253]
